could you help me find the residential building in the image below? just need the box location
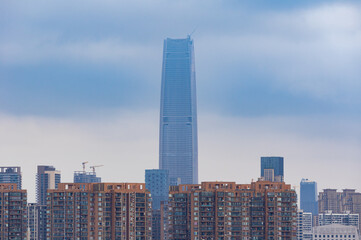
[159,36,198,186]
[0,183,27,240]
[36,165,61,205]
[318,211,359,229]
[260,156,284,182]
[168,180,298,239]
[319,189,361,231]
[0,166,22,189]
[297,209,313,240]
[46,182,152,240]
[74,171,101,183]
[300,178,318,216]
[313,224,360,240]
[27,203,47,240]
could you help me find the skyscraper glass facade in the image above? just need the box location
[0,167,22,189]
[261,156,284,182]
[145,169,169,210]
[73,171,101,183]
[159,37,198,185]
[300,178,318,215]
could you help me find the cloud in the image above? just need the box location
[0,111,359,201]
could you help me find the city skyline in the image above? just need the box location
[0,0,360,202]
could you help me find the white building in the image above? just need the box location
[313,224,360,240]
[298,209,313,240]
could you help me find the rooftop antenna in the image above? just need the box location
[189,27,197,38]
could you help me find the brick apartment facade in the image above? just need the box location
[168,180,297,240]
[46,182,152,240]
[0,183,27,240]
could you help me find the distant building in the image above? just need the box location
[300,178,318,216]
[319,189,361,231]
[145,169,169,240]
[27,203,47,240]
[318,211,359,229]
[159,36,198,186]
[36,165,61,205]
[46,182,152,239]
[74,171,101,183]
[0,166,22,189]
[260,156,284,182]
[297,210,313,240]
[313,224,360,240]
[0,183,27,239]
[145,169,169,210]
[168,180,297,239]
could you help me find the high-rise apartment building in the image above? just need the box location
[27,203,47,240]
[168,180,297,239]
[0,183,27,239]
[0,166,22,189]
[297,210,313,240]
[46,182,152,240]
[261,156,284,182]
[319,189,361,231]
[74,171,101,183]
[159,36,198,186]
[318,211,359,229]
[36,165,61,205]
[300,178,318,216]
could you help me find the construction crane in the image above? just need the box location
[82,161,89,173]
[90,165,104,173]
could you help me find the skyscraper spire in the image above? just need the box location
[159,37,198,185]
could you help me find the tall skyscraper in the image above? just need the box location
[159,36,198,186]
[300,178,318,216]
[36,165,61,205]
[260,156,284,182]
[0,166,22,189]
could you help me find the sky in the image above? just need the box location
[1,0,360,202]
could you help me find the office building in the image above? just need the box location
[0,183,27,239]
[145,169,169,210]
[300,178,318,216]
[168,180,297,239]
[318,211,359,229]
[313,224,360,240]
[74,171,101,183]
[0,166,22,189]
[159,36,198,186]
[297,210,313,240]
[36,165,61,205]
[46,182,152,240]
[145,169,169,240]
[260,156,284,182]
[319,189,361,231]
[27,203,47,240]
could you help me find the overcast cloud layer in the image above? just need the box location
[0,0,360,201]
